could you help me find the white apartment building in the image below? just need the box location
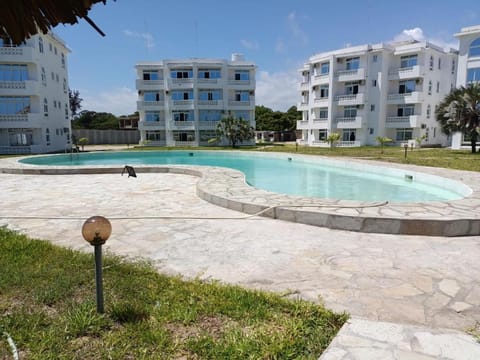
[297,41,457,147]
[0,32,71,154]
[451,25,480,149]
[135,54,256,147]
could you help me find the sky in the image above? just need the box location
[53,0,479,116]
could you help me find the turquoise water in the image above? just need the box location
[20,151,465,202]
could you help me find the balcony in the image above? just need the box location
[311,73,329,85]
[197,100,224,108]
[387,92,423,104]
[313,97,329,107]
[335,68,365,82]
[336,141,361,147]
[137,100,164,111]
[138,120,166,130]
[171,99,194,109]
[335,116,363,129]
[311,118,329,129]
[0,46,35,63]
[228,79,253,87]
[136,79,164,90]
[297,101,309,111]
[388,65,425,80]
[168,78,194,89]
[296,120,310,129]
[299,81,309,90]
[0,145,33,154]
[0,80,39,95]
[173,141,197,147]
[171,121,195,130]
[228,100,254,108]
[385,115,420,128]
[334,93,364,106]
[198,120,220,129]
[198,78,220,85]
[0,113,42,127]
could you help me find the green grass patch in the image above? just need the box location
[0,227,347,359]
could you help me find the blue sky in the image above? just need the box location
[53,0,479,115]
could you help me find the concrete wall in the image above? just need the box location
[73,129,140,145]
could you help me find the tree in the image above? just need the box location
[326,133,341,149]
[216,116,255,148]
[72,110,119,130]
[376,136,392,154]
[69,89,83,118]
[78,137,89,151]
[436,83,480,153]
[255,105,300,131]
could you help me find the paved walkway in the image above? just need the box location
[0,169,479,358]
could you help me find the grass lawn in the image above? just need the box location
[0,227,347,359]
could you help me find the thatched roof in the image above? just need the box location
[0,0,109,44]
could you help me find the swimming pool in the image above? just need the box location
[20,151,469,202]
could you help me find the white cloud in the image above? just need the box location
[256,70,299,111]
[392,27,458,50]
[81,87,137,116]
[275,38,286,53]
[123,29,155,49]
[287,12,308,46]
[241,39,259,50]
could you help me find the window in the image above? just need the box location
[173,131,195,142]
[0,64,28,81]
[145,111,160,122]
[320,84,329,98]
[173,111,193,122]
[467,68,480,83]
[49,42,52,52]
[370,104,375,112]
[56,74,59,82]
[426,104,431,119]
[146,131,165,142]
[438,58,441,70]
[429,56,434,70]
[171,90,193,100]
[469,38,480,57]
[318,130,327,141]
[234,91,249,102]
[321,62,329,75]
[41,67,46,85]
[9,129,33,146]
[54,46,57,55]
[369,128,374,135]
[53,100,57,108]
[51,72,54,80]
[318,108,328,119]
[234,70,250,80]
[199,89,222,101]
[396,128,413,141]
[345,57,360,70]
[0,96,30,114]
[345,81,359,95]
[400,54,417,68]
[399,80,415,94]
[451,59,455,74]
[397,105,415,117]
[65,104,69,119]
[63,78,67,93]
[39,37,44,53]
[342,129,356,141]
[61,53,65,68]
[372,79,377,87]
[144,91,160,102]
[428,80,432,95]
[198,69,221,79]
[143,70,159,80]
[436,81,440,93]
[343,106,357,118]
[171,70,193,79]
[372,55,378,62]
[44,98,48,115]
[199,110,223,121]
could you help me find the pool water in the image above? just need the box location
[20,151,466,202]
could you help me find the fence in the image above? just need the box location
[72,129,140,145]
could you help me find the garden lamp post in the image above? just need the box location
[82,216,112,314]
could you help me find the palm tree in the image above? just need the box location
[215,116,255,148]
[436,83,480,153]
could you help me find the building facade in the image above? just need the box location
[135,55,256,147]
[0,32,71,154]
[451,25,480,149]
[297,41,457,147]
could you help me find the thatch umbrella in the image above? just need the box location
[0,0,111,45]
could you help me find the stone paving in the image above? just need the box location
[1,156,480,358]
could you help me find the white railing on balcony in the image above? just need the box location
[314,97,328,103]
[198,120,220,128]
[173,141,196,147]
[198,78,219,84]
[336,141,361,147]
[335,68,363,77]
[136,79,164,88]
[335,116,357,123]
[228,100,252,106]
[0,114,29,122]
[335,94,357,101]
[173,100,194,106]
[313,118,328,122]
[141,120,166,126]
[296,120,309,129]
[198,100,219,105]
[172,78,193,84]
[0,47,24,56]
[0,81,26,89]
[0,145,32,154]
[387,92,422,102]
[386,116,410,123]
[173,121,195,127]
[314,73,329,80]
[228,79,251,85]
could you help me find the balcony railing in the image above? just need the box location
[387,92,423,103]
[173,121,195,128]
[0,114,29,122]
[334,93,364,105]
[136,79,164,88]
[172,99,194,106]
[228,79,251,86]
[198,78,219,84]
[388,65,424,80]
[296,120,309,129]
[198,100,220,106]
[314,97,328,104]
[140,120,166,127]
[385,115,419,128]
[335,68,365,81]
[336,141,361,147]
[228,100,252,106]
[173,141,196,146]
[335,116,363,128]
[198,120,220,128]
[0,145,32,154]
[137,100,164,110]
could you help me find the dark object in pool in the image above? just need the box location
[122,165,137,178]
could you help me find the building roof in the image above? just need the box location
[0,0,109,45]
